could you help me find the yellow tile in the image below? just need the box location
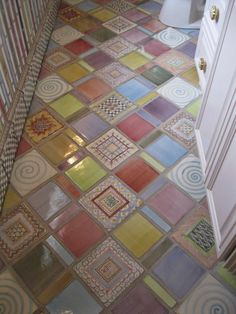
[65,128,86,146]
[181,67,199,86]
[136,91,158,106]
[90,8,116,21]
[120,51,150,70]
[114,213,163,257]
[78,60,94,72]
[2,185,21,210]
[140,152,165,172]
[40,133,78,165]
[58,63,89,83]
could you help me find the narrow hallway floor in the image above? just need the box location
[0,0,236,313]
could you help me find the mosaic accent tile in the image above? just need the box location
[157,77,201,108]
[95,62,135,87]
[74,237,144,306]
[65,156,107,191]
[86,129,138,169]
[89,26,117,42]
[107,0,134,13]
[83,50,113,69]
[49,93,84,118]
[25,110,63,143]
[142,65,173,86]
[0,203,46,261]
[44,48,74,71]
[154,27,190,48]
[0,271,37,313]
[90,8,117,21]
[64,38,93,55]
[57,63,89,83]
[59,7,85,22]
[46,280,102,314]
[153,246,204,299]
[91,92,136,123]
[10,150,57,196]
[162,111,196,148]
[167,154,206,201]
[121,28,149,43]
[79,176,141,230]
[99,36,136,58]
[114,213,163,257]
[103,16,136,34]
[51,25,83,45]
[35,74,72,103]
[177,275,236,314]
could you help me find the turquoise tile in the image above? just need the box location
[140,206,171,232]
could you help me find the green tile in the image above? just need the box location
[50,94,84,118]
[65,156,107,191]
[140,152,165,172]
[186,97,202,117]
[142,66,173,86]
[216,262,236,290]
[90,27,116,42]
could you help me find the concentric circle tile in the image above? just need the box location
[154,27,190,48]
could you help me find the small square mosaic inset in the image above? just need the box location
[99,36,136,58]
[91,93,136,123]
[44,48,74,71]
[74,237,144,306]
[103,16,136,34]
[79,176,141,230]
[86,129,138,169]
[106,0,134,13]
[0,203,46,261]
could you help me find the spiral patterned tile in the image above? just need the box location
[154,27,190,48]
[167,154,206,201]
[10,150,57,196]
[177,275,236,314]
[35,74,72,103]
[0,271,37,313]
[157,77,201,108]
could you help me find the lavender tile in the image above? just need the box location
[144,96,178,122]
[177,42,196,58]
[83,50,113,69]
[140,176,168,200]
[121,28,149,44]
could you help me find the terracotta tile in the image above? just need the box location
[16,138,31,157]
[76,77,112,102]
[56,175,81,198]
[116,157,159,192]
[57,211,105,258]
[64,38,93,55]
[140,39,170,57]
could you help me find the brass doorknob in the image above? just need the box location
[199,58,207,72]
[210,5,219,21]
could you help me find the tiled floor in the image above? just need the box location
[1,0,236,313]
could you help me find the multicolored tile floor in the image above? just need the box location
[1,0,236,313]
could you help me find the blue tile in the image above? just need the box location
[146,135,187,167]
[76,0,98,12]
[140,206,171,232]
[46,236,74,265]
[139,0,161,13]
[152,246,205,298]
[138,110,161,127]
[140,176,168,200]
[46,280,103,314]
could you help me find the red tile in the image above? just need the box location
[76,77,111,102]
[16,138,31,157]
[56,175,81,198]
[117,113,155,142]
[116,157,159,192]
[141,39,170,57]
[49,203,81,231]
[65,39,93,55]
[147,184,194,225]
[57,211,105,257]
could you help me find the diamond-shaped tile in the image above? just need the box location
[103,16,136,34]
[107,0,134,13]
[51,25,83,45]
[154,27,190,48]
[57,63,89,83]
[100,36,136,58]
[49,93,84,118]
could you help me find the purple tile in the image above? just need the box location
[111,283,168,314]
[83,50,113,69]
[144,96,178,122]
[123,8,148,22]
[71,112,109,140]
[177,41,196,58]
[153,246,204,298]
[121,28,149,44]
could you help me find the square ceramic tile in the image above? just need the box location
[59,7,85,22]
[91,92,136,123]
[99,36,136,58]
[77,0,99,11]
[49,93,84,118]
[177,41,197,58]
[71,112,109,140]
[86,129,138,169]
[79,176,141,230]
[44,48,74,71]
[123,8,147,21]
[157,77,201,108]
[181,67,199,86]
[107,0,134,13]
[140,17,166,33]
[65,156,107,191]
[120,51,150,70]
[145,134,187,167]
[138,0,161,13]
[103,16,136,34]
[172,207,217,268]
[152,246,204,298]
[111,283,168,314]
[0,203,46,261]
[162,111,196,147]
[116,157,159,192]
[64,38,93,55]
[10,150,57,196]
[39,134,78,165]
[35,75,72,103]
[46,280,102,314]
[83,50,113,69]
[89,26,117,42]
[177,274,236,314]
[154,27,190,48]
[140,206,171,233]
[46,236,74,265]
[155,50,194,75]
[25,110,63,143]
[114,213,163,257]
[57,211,105,257]
[27,182,71,220]
[51,25,83,45]
[167,154,206,201]
[74,237,143,306]
[121,28,149,43]
[147,183,194,225]
[142,65,173,86]
[117,77,155,101]
[0,271,37,312]
[90,8,116,21]
[144,96,178,122]
[117,113,155,141]
[13,243,65,295]
[71,16,100,33]
[57,63,89,83]
[95,62,136,87]
[49,203,81,231]
[140,39,170,57]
